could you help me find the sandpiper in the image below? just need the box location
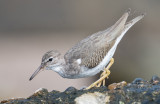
[29,9,145,89]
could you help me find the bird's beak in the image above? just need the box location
[29,64,44,81]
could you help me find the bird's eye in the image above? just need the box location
[48,58,53,62]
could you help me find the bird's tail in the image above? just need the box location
[124,13,145,34]
[106,8,131,42]
[115,12,145,44]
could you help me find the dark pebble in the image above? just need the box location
[132,78,146,84]
[150,75,160,84]
[64,86,77,93]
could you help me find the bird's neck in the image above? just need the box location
[52,58,81,78]
[52,58,68,78]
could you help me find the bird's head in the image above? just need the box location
[29,50,62,81]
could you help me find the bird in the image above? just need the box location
[29,9,145,89]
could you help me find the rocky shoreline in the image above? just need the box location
[1,76,160,104]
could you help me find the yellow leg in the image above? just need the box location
[86,58,114,89]
[97,58,114,87]
[97,69,110,87]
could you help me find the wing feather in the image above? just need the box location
[64,9,130,68]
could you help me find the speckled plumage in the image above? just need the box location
[64,10,130,70]
[29,9,145,81]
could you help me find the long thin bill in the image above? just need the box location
[29,65,43,81]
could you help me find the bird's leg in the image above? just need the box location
[97,58,114,87]
[86,58,114,89]
[97,68,111,87]
[97,71,105,87]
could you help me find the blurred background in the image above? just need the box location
[0,0,160,100]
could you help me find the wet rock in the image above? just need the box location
[1,76,160,104]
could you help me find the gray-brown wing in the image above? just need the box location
[64,10,129,68]
[80,41,115,68]
[64,30,116,68]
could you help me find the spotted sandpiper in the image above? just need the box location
[29,9,145,89]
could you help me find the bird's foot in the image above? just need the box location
[86,70,110,89]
